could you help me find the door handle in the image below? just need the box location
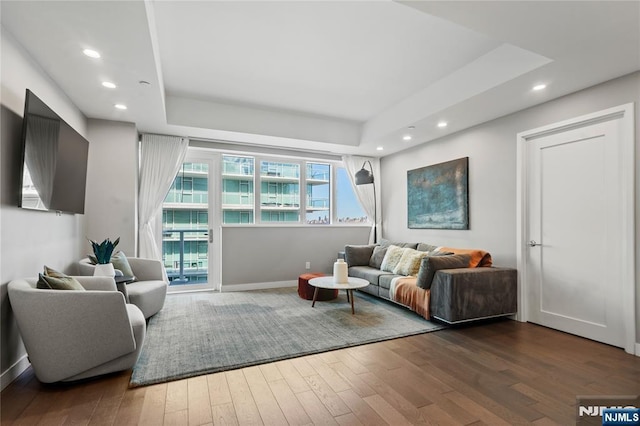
[209,229,213,243]
[528,240,541,247]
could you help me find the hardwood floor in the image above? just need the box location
[2,320,639,425]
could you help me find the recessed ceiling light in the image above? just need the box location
[403,135,412,141]
[408,126,415,130]
[114,104,127,110]
[83,49,100,59]
[437,121,448,128]
[533,83,547,91]
[376,146,383,151]
[102,81,116,89]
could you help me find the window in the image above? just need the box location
[306,162,330,224]
[220,154,367,225]
[221,155,255,224]
[260,161,300,223]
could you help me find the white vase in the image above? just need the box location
[333,259,348,284]
[93,263,115,277]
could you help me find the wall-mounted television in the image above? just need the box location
[19,89,89,214]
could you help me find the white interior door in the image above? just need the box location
[521,105,635,351]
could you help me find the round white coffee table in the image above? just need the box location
[308,276,369,315]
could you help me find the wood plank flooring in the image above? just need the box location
[2,320,639,425]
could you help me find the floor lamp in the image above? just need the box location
[354,161,377,243]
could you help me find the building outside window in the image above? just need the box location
[306,162,330,224]
[259,160,300,223]
[221,155,254,224]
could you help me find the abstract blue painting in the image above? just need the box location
[407,157,469,229]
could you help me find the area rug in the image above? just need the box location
[130,287,445,387]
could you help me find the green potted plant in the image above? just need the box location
[88,237,120,277]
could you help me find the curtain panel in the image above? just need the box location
[138,134,189,268]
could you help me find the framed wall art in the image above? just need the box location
[407,157,469,229]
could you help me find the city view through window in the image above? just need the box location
[162,155,368,286]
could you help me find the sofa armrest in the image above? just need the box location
[344,245,376,267]
[430,267,517,323]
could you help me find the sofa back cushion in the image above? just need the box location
[379,239,418,250]
[416,254,471,289]
[368,245,388,269]
[344,245,376,267]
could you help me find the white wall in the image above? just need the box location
[0,29,88,389]
[85,119,139,257]
[221,226,370,287]
[380,71,640,344]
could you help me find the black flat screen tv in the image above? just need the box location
[19,89,89,214]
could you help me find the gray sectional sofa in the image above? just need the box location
[345,240,517,324]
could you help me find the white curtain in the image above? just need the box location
[342,155,381,244]
[138,134,189,263]
[25,115,60,209]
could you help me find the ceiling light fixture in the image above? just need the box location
[533,83,547,91]
[376,146,383,151]
[437,121,448,128]
[403,135,412,141]
[83,49,100,59]
[114,104,127,110]
[102,81,116,89]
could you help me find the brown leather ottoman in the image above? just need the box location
[298,273,338,301]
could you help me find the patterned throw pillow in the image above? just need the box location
[380,245,407,273]
[392,249,429,276]
[37,266,85,290]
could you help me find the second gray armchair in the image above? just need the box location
[78,256,167,318]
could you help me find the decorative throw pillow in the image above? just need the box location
[111,251,137,281]
[380,245,407,273]
[415,254,471,290]
[393,248,429,276]
[37,267,85,290]
[369,245,388,269]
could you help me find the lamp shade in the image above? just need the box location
[355,167,374,185]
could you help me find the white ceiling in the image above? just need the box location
[2,1,639,157]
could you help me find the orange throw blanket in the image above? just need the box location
[390,276,431,320]
[440,246,492,267]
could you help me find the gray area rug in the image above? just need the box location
[130,287,445,387]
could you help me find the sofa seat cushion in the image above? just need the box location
[379,274,403,290]
[348,266,394,286]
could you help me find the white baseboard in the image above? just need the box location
[221,280,297,292]
[1,355,30,391]
[636,342,640,357]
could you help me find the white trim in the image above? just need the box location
[1,355,30,391]
[516,103,636,355]
[221,280,297,292]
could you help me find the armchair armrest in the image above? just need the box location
[127,257,165,281]
[74,276,117,291]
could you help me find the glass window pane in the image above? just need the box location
[222,155,255,224]
[162,162,209,286]
[260,160,300,223]
[306,162,330,225]
[335,167,368,223]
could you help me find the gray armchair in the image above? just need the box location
[78,257,167,318]
[8,276,145,383]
